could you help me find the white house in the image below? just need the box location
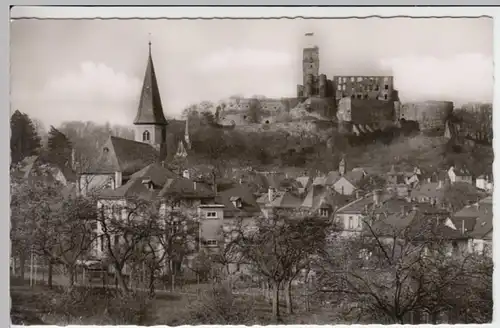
[476,174,493,193]
[447,165,473,185]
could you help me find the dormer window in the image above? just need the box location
[230,196,242,209]
[143,130,150,142]
[103,147,109,154]
[320,208,329,217]
[141,178,153,190]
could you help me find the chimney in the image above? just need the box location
[71,148,76,170]
[461,220,465,235]
[438,180,443,189]
[193,181,197,191]
[114,171,122,189]
[268,187,275,202]
[373,189,381,205]
[212,171,217,196]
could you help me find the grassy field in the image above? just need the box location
[10,274,351,325]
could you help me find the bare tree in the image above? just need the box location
[315,209,489,324]
[97,197,160,293]
[226,210,330,322]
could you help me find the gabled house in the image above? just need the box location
[476,174,493,193]
[12,155,76,187]
[256,187,303,218]
[450,196,492,256]
[79,137,161,195]
[295,175,313,194]
[410,180,446,206]
[334,189,452,238]
[216,182,262,221]
[301,184,351,218]
[332,169,365,196]
[448,165,473,185]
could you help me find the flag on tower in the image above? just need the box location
[305,32,314,36]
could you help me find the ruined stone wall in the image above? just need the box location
[334,75,395,101]
[337,97,396,125]
[400,101,453,135]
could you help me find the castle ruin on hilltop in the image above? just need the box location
[218,33,452,137]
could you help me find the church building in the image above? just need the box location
[78,41,172,195]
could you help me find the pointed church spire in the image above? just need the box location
[175,139,188,159]
[339,156,346,176]
[133,39,168,126]
[184,115,191,150]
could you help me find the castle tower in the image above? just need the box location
[302,33,320,96]
[133,40,168,159]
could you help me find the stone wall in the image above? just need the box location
[400,101,454,135]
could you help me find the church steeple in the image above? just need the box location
[134,40,168,126]
[184,115,191,150]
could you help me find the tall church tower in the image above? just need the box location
[134,40,168,159]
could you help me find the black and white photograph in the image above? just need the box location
[9,7,493,325]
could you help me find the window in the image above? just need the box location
[384,84,389,90]
[342,85,346,91]
[384,94,388,100]
[103,147,109,153]
[320,209,329,217]
[337,85,341,91]
[206,211,218,218]
[350,77,355,82]
[90,222,98,230]
[348,216,354,229]
[142,130,150,142]
[203,239,218,246]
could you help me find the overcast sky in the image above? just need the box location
[10,17,493,127]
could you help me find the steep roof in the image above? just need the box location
[452,196,492,239]
[130,163,178,187]
[325,171,341,185]
[296,176,312,189]
[215,183,261,218]
[133,43,168,125]
[87,136,159,175]
[158,177,214,200]
[410,182,445,200]
[256,190,303,209]
[11,155,76,185]
[301,184,351,211]
[99,178,156,200]
[334,170,364,188]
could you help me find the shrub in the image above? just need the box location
[46,287,153,325]
[186,283,258,325]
